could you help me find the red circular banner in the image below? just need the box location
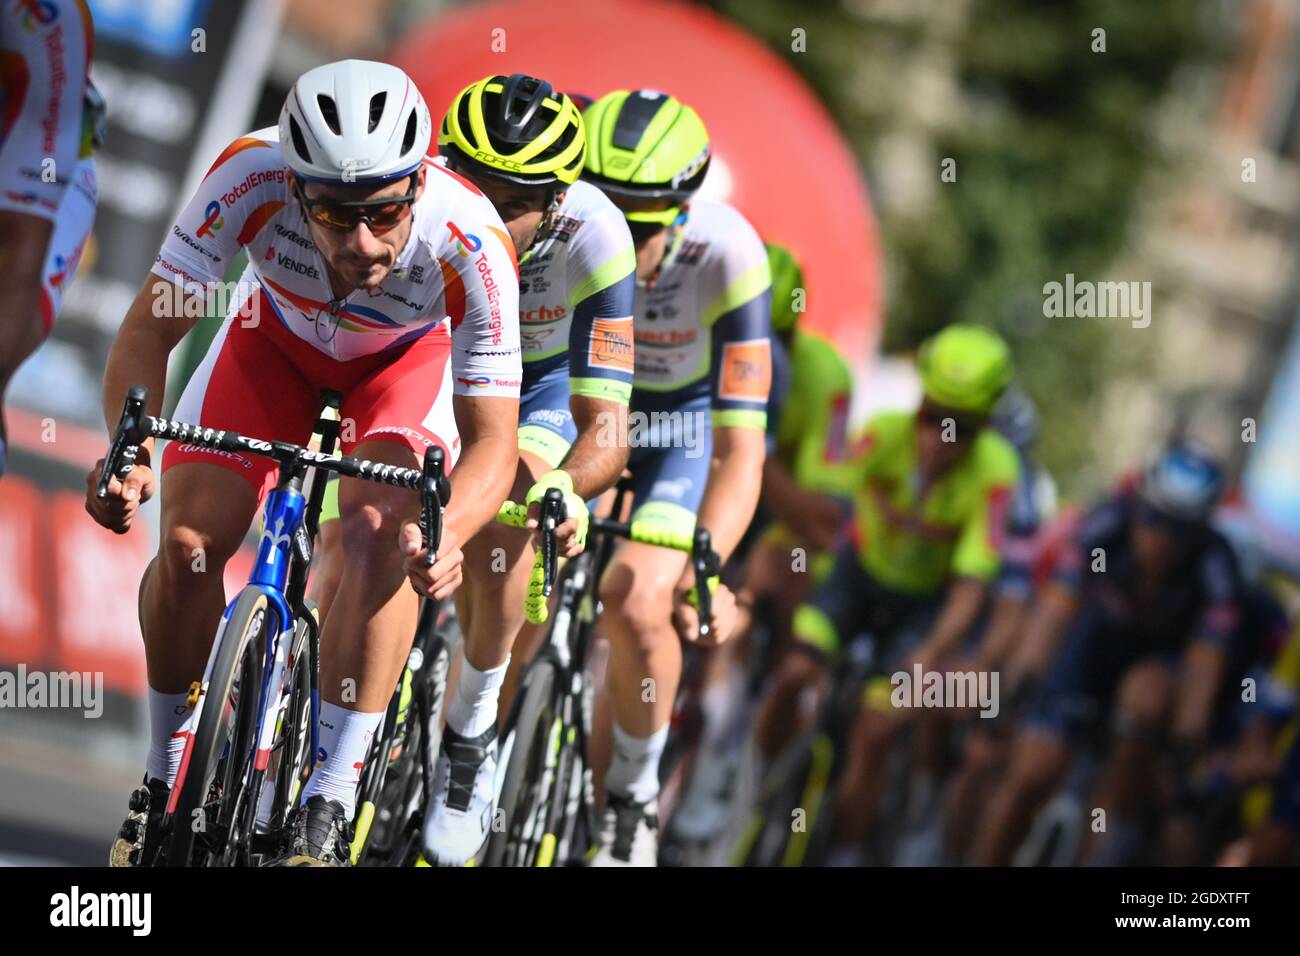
[391,0,881,363]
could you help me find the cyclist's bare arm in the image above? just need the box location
[1172,638,1226,746]
[760,454,843,551]
[695,423,766,563]
[445,393,520,544]
[560,394,629,498]
[87,279,206,532]
[970,590,1032,671]
[911,577,987,668]
[101,278,206,445]
[1004,581,1079,686]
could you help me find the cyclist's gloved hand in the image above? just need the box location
[525,469,589,557]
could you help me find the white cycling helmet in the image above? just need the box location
[279,59,431,183]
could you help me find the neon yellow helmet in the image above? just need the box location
[582,89,710,226]
[439,73,586,186]
[917,324,1014,415]
[766,242,804,334]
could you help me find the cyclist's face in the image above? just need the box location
[1132,504,1198,578]
[454,167,552,252]
[607,195,678,281]
[916,403,981,474]
[295,169,425,292]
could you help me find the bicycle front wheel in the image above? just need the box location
[485,662,559,867]
[166,588,272,867]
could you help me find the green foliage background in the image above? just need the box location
[701,0,1223,490]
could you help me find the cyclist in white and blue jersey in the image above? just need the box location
[580,89,773,865]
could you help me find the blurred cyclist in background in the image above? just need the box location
[752,323,1020,866]
[973,444,1241,866]
[0,0,96,476]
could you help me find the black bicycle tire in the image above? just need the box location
[269,614,314,834]
[165,588,271,867]
[485,662,558,867]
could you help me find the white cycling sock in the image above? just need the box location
[445,655,508,739]
[606,722,669,804]
[300,701,381,820]
[146,689,193,787]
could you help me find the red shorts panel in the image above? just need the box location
[162,292,458,502]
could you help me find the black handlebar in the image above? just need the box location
[97,386,450,581]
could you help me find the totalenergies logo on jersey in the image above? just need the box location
[197,201,225,239]
[18,0,58,30]
[447,222,482,257]
[457,375,491,389]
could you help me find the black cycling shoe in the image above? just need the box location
[109,776,170,867]
[270,795,353,867]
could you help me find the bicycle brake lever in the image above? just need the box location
[539,487,565,597]
[97,385,149,498]
[418,446,446,574]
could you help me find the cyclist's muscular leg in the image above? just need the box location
[320,440,426,712]
[754,648,827,758]
[140,463,260,692]
[970,730,1071,866]
[829,702,900,850]
[1079,661,1173,865]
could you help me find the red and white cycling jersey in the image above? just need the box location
[152,126,522,395]
[0,0,93,221]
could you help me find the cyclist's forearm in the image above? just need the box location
[760,455,806,528]
[101,280,201,446]
[1173,639,1224,746]
[561,395,630,499]
[447,394,519,543]
[974,592,1030,668]
[1008,582,1079,678]
[922,577,986,661]
[696,425,766,562]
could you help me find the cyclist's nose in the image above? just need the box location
[346,221,381,253]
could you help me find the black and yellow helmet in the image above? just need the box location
[583,89,710,226]
[439,73,586,187]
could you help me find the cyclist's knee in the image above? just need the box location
[1005,733,1068,800]
[1113,661,1173,731]
[461,519,530,588]
[599,554,676,638]
[157,519,240,590]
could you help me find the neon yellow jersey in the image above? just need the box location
[848,411,1020,596]
[776,329,856,497]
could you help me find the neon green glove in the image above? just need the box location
[525,469,589,551]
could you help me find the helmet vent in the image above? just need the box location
[288,115,313,165]
[316,95,341,135]
[400,109,418,156]
[613,92,669,151]
[368,92,387,133]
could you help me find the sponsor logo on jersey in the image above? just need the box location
[541,215,582,242]
[218,168,285,209]
[197,200,225,238]
[635,327,697,347]
[447,222,482,256]
[674,239,709,266]
[273,223,315,250]
[19,0,58,30]
[275,252,321,280]
[589,317,633,372]
[458,375,492,388]
[172,226,222,262]
[474,252,504,344]
[468,347,521,357]
[521,304,567,323]
[718,339,772,403]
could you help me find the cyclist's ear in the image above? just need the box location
[414,167,426,201]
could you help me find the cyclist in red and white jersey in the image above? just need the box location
[86,60,521,866]
[0,0,95,475]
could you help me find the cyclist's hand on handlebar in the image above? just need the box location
[524,469,589,557]
[84,457,155,534]
[400,522,463,601]
[673,578,737,646]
